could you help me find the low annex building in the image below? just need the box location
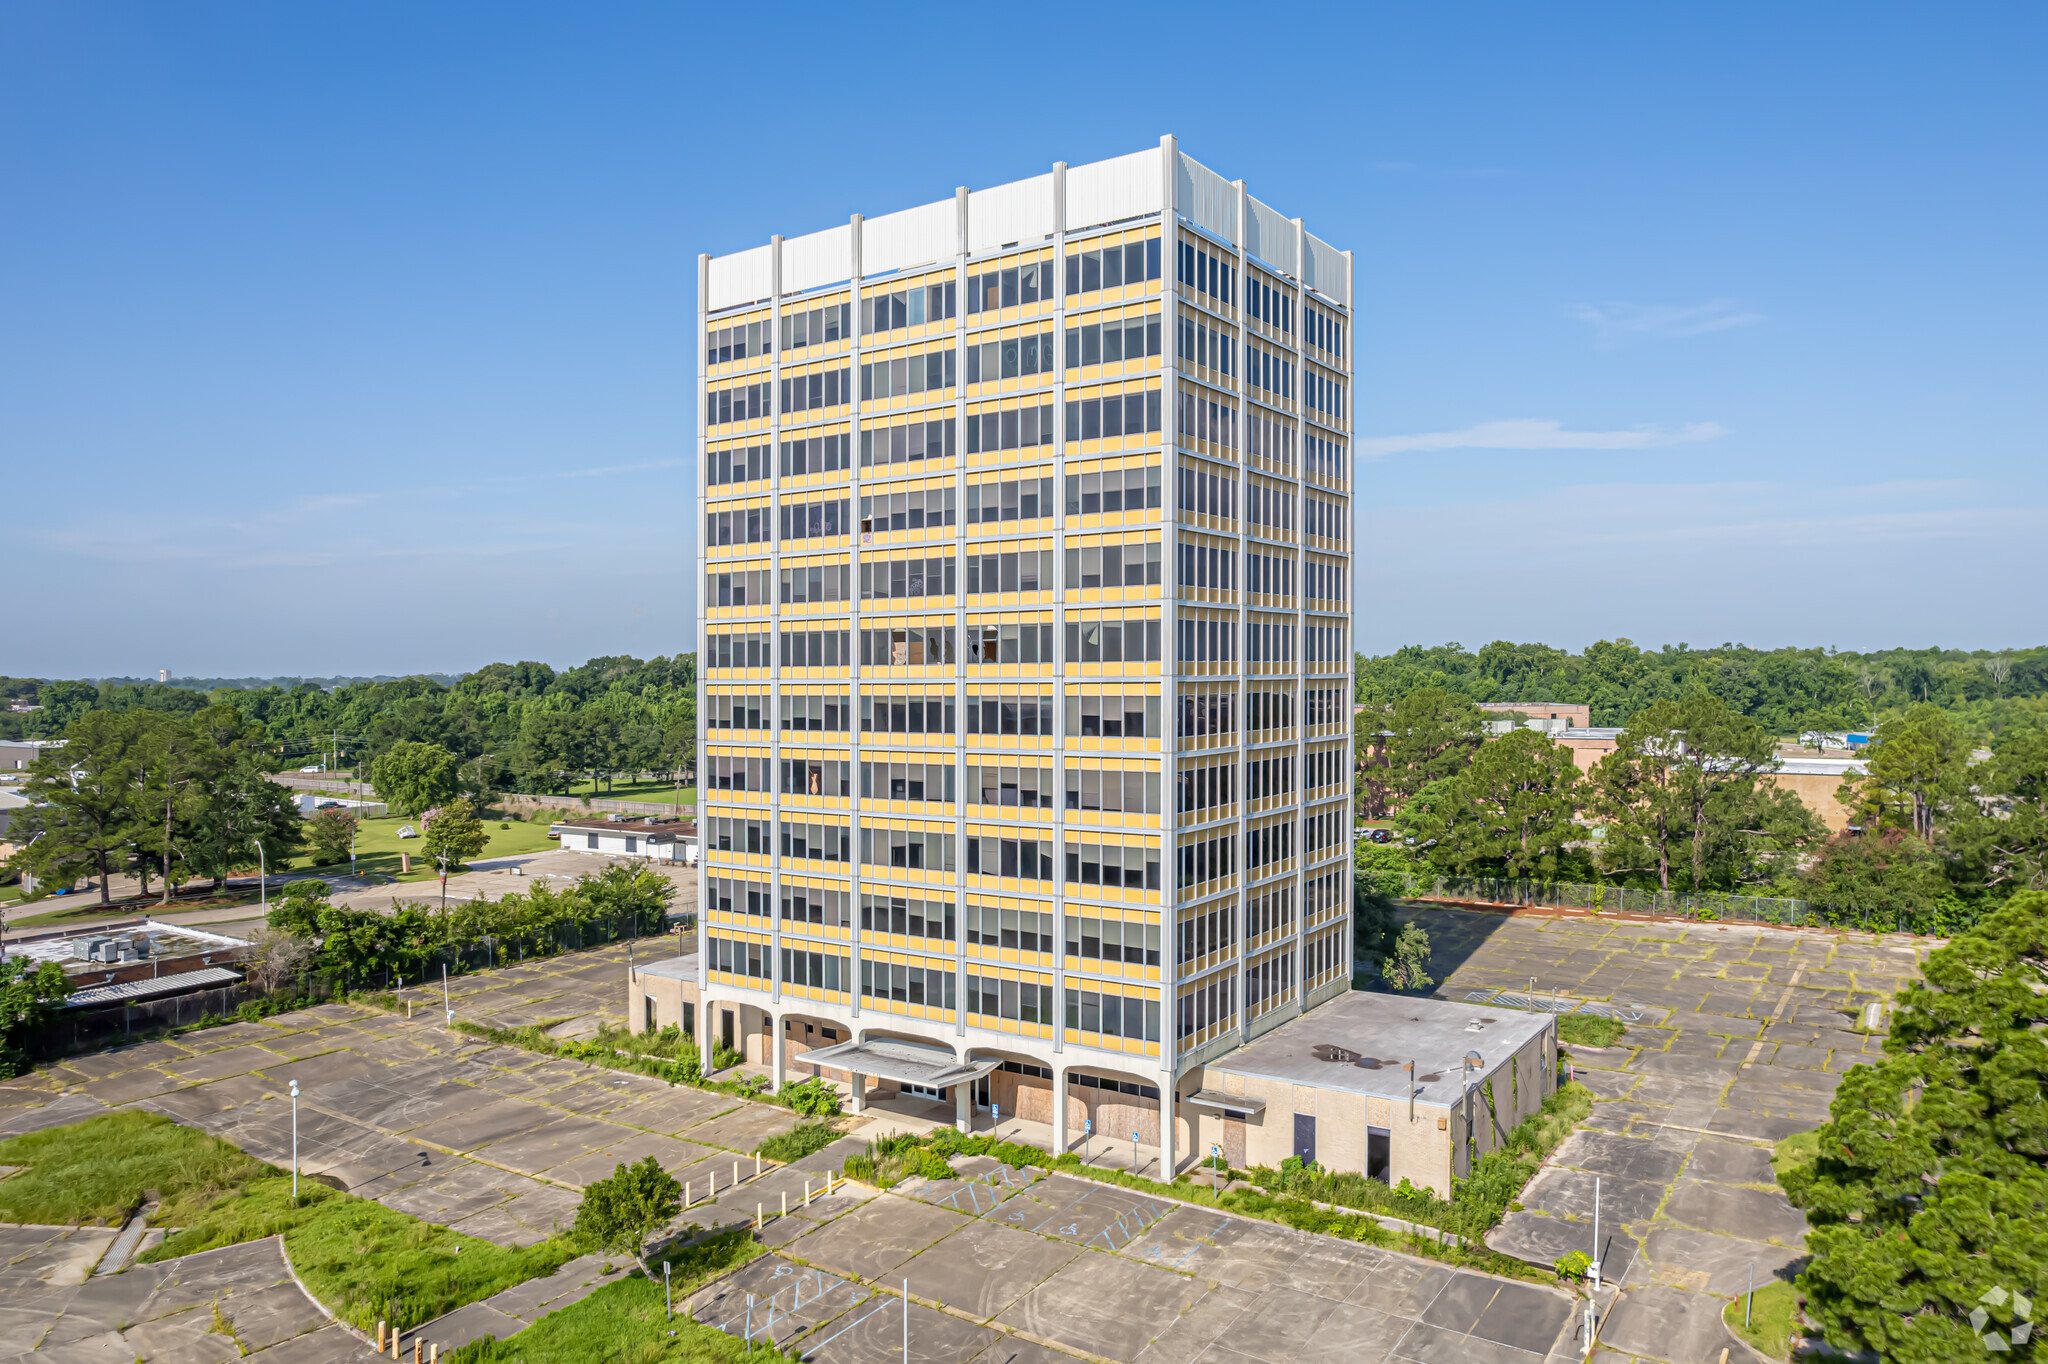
[1177,991,1557,1198]
[549,816,694,862]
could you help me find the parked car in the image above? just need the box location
[299,765,324,773]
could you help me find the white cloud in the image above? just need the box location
[1355,418,1728,459]
[1572,299,1765,342]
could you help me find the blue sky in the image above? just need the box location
[3,3,2043,678]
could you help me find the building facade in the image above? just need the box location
[695,138,1353,1178]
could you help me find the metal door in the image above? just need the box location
[1293,1112,1317,1165]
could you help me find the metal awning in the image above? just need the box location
[1181,1089,1267,1116]
[799,1039,1003,1089]
[62,966,243,1010]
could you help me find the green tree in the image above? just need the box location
[1838,704,1973,843]
[1591,694,1819,892]
[305,807,358,866]
[369,740,461,817]
[421,797,487,873]
[183,755,303,892]
[1399,729,1584,879]
[0,958,72,1077]
[1952,730,2048,892]
[580,861,675,935]
[1802,830,1955,929]
[1781,891,2048,1361]
[1368,686,1485,814]
[128,711,208,905]
[1382,923,1434,992]
[572,1155,681,1281]
[6,711,142,905]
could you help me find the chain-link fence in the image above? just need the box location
[44,907,672,1060]
[50,969,347,1055]
[1386,873,1929,935]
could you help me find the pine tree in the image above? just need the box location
[1782,891,2048,1360]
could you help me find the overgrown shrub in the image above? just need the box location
[755,1122,838,1164]
[780,1077,841,1118]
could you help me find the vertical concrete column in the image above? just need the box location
[1160,1083,1177,1178]
[771,1010,786,1091]
[955,1081,971,1134]
[1289,214,1312,1014]
[846,215,866,1027]
[849,1071,866,1114]
[1156,131,1183,1116]
[1048,160,1070,1059]
[951,184,972,1038]
[1051,1061,1070,1153]
[696,253,713,1054]
[700,1000,718,1076]
[767,236,786,1011]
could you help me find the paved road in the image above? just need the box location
[1406,904,1927,1364]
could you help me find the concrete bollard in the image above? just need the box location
[377,1322,387,1351]
[756,1202,762,1229]
[732,1159,739,1185]
[804,1180,812,1207]
[391,1331,400,1360]
[781,1191,787,1217]
[755,1153,762,1177]
[414,1340,422,1364]
[683,1179,692,1209]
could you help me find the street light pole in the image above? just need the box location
[1590,1174,1602,1290]
[253,838,267,912]
[289,1079,300,1199]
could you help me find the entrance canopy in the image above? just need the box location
[1181,1089,1268,1116]
[801,1039,1002,1090]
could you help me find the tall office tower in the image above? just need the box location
[696,138,1352,1176]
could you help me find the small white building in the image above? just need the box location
[549,816,695,862]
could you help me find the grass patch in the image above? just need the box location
[1556,1013,1628,1048]
[6,887,263,926]
[1771,1128,1820,1184]
[755,1122,838,1163]
[0,1110,270,1226]
[183,1178,575,1332]
[0,1113,576,1333]
[1723,1279,1799,1360]
[444,1230,777,1363]
[287,813,559,881]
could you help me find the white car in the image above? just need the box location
[300,765,324,773]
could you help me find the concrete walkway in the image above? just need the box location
[0,1227,358,1361]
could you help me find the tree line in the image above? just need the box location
[1353,639,2048,735]
[1355,689,2047,932]
[1,654,699,800]
[4,707,304,906]
[256,863,673,988]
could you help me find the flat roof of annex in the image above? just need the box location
[1211,991,1555,1109]
[701,136,1352,318]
